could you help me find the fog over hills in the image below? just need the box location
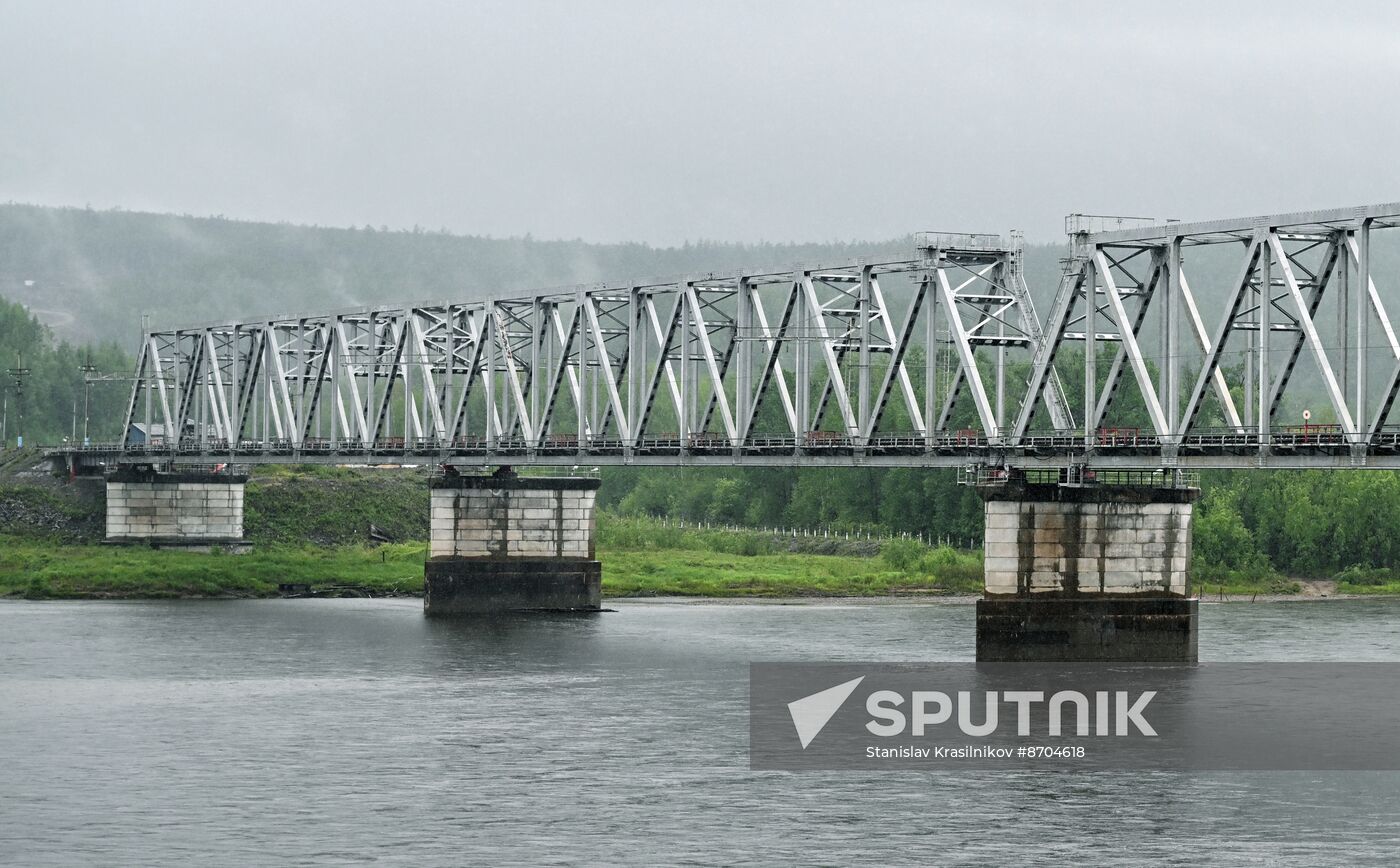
[0,202,1073,345]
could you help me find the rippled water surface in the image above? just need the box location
[3,597,1399,865]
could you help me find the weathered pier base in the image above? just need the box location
[104,467,247,549]
[976,481,1198,662]
[425,472,602,615]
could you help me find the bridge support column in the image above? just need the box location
[975,481,1198,662]
[105,467,247,549]
[424,471,602,615]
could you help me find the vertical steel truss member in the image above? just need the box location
[117,202,1400,466]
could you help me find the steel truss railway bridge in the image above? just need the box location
[56,201,1400,473]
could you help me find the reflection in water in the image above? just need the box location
[2,598,1398,865]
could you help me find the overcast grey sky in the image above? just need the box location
[3,0,1398,245]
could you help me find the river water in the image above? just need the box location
[3,597,1399,866]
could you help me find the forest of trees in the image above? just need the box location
[5,202,1400,582]
[0,296,129,444]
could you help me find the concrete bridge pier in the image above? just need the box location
[104,467,247,549]
[975,480,1199,662]
[424,470,602,615]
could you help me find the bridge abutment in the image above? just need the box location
[975,481,1198,662]
[424,471,602,615]
[105,468,247,549]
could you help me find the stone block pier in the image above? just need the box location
[104,467,247,549]
[975,478,1199,662]
[424,470,602,615]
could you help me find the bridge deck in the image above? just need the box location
[50,428,1400,470]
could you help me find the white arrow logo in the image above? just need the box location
[787,676,865,749]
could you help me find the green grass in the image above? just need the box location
[4,534,1340,601]
[1189,575,1302,597]
[20,516,1322,600]
[1187,560,1301,596]
[603,549,967,597]
[598,514,982,597]
[0,536,427,599]
[1332,566,1400,595]
[0,515,986,600]
[0,463,1343,602]
[1338,582,1400,595]
[244,467,429,545]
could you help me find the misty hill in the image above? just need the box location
[1,203,1074,346]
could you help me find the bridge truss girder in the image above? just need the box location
[106,202,1400,470]
[121,235,1068,459]
[1014,203,1400,457]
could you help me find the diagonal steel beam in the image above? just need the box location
[448,311,491,441]
[539,306,584,441]
[584,292,631,439]
[741,283,800,440]
[1267,232,1357,439]
[1180,239,1263,435]
[368,320,409,443]
[936,267,1000,438]
[1265,236,1342,423]
[1090,252,1164,432]
[333,321,371,442]
[1178,271,1245,432]
[174,334,204,438]
[298,325,335,444]
[1095,251,1170,437]
[493,307,535,443]
[1011,263,1086,442]
[798,276,858,436]
[637,292,685,439]
[409,313,447,440]
[868,276,925,435]
[868,277,929,437]
[683,285,737,441]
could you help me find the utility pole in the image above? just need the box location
[7,358,30,448]
[80,351,98,444]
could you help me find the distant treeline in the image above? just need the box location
[1193,469,1400,581]
[596,464,1400,581]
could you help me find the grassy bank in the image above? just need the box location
[0,466,1316,600]
[1190,574,1302,597]
[599,517,981,596]
[244,465,429,545]
[1333,566,1400,596]
[1338,584,1400,595]
[1,537,428,599]
[0,515,986,600]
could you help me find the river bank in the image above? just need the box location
[0,466,987,599]
[0,535,981,600]
[5,537,1394,601]
[6,464,1389,600]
